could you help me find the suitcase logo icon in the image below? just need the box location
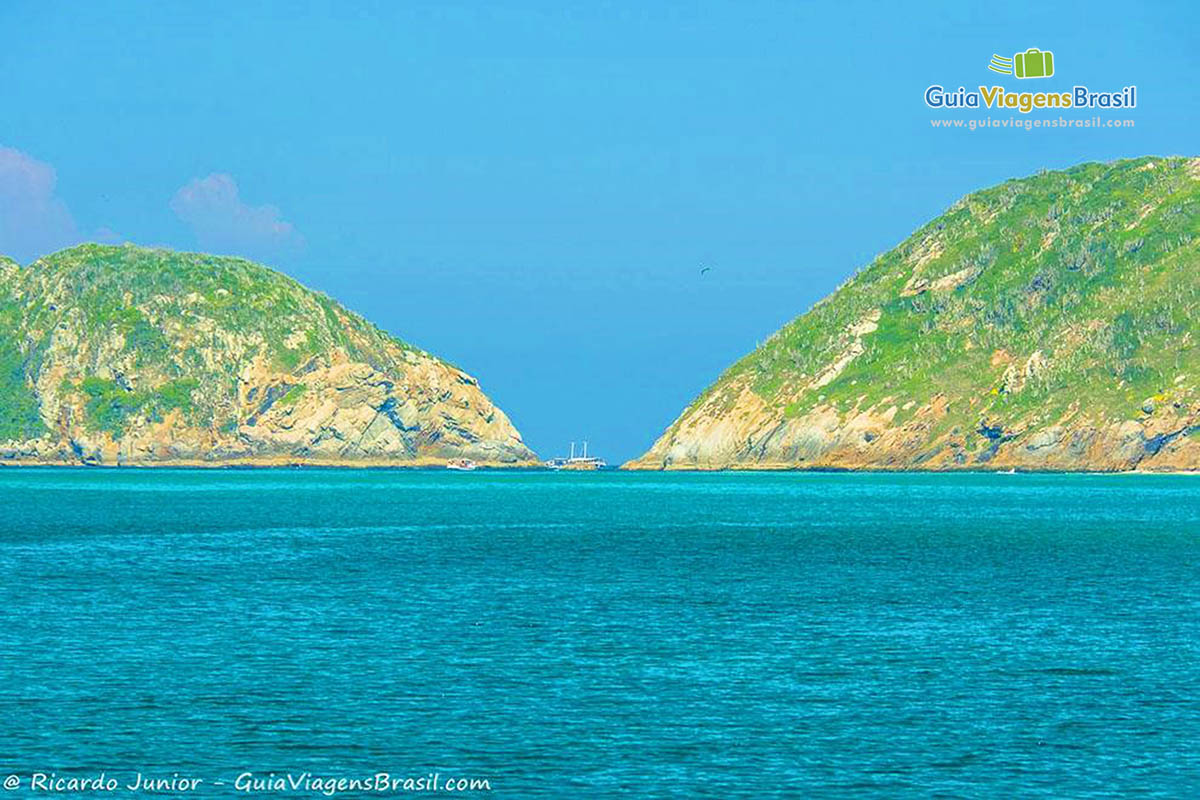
[988,48,1055,79]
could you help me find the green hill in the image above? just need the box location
[0,244,533,466]
[628,156,1200,471]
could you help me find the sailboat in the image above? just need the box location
[544,440,607,471]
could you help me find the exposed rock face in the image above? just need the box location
[628,157,1200,472]
[0,245,534,466]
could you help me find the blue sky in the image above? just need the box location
[1,1,1197,462]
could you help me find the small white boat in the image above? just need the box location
[447,459,477,471]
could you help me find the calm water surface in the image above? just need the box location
[0,469,1197,797]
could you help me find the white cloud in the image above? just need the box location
[0,146,80,263]
[170,173,304,260]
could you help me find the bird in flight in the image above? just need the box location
[700,266,711,276]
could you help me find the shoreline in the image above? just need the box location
[0,457,542,470]
[0,459,1196,475]
[620,462,1200,475]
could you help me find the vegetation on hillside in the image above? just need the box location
[0,244,423,441]
[0,256,45,441]
[683,156,1200,447]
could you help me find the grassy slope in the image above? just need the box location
[0,244,427,442]
[0,256,44,440]
[671,156,1200,450]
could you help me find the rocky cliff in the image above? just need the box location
[628,156,1200,472]
[0,244,534,466]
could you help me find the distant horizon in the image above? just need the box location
[3,0,1196,462]
[3,150,1196,462]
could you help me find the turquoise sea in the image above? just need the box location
[1,469,1197,798]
